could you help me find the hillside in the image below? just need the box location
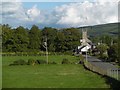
[78,23,118,37]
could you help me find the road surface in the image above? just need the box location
[83,55,120,80]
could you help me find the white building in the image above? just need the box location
[74,29,96,55]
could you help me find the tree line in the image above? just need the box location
[1,24,81,53]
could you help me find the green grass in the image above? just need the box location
[0,56,2,89]
[2,55,109,88]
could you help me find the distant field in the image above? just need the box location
[2,55,109,88]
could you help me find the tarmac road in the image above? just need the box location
[83,55,120,79]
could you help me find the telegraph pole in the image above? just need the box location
[86,28,87,62]
[46,37,48,64]
[43,36,48,64]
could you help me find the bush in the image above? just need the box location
[36,59,47,64]
[70,61,76,64]
[61,58,70,64]
[78,54,84,64]
[78,61,84,64]
[9,63,16,66]
[28,59,35,65]
[63,51,72,55]
[99,54,108,62]
[9,59,27,66]
[51,61,57,64]
[48,61,57,64]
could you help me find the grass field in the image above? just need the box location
[2,55,109,88]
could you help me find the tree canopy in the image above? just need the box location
[2,24,81,53]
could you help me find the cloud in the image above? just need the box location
[2,2,27,19]
[27,5,41,20]
[54,1,118,27]
[56,6,81,26]
[95,0,119,3]
[1,0,119,28]
[1,1,30,27]
[1,1,41,28]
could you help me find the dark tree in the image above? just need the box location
[96,43,109,60]
[42,27,57,52]
[12,26,29,52]
[108,43,118,62]
[28,25,42,51]
[55,31,66,52]
[2,24,14,52]
[100,34,112,46]
[62,28,81,51]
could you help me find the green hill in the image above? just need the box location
[78,23,118,37]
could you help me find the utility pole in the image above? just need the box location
[111,39,113,46]
[86,28,87,62]
[43,36,48,64]
[45,37,48,64]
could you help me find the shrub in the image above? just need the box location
[28,59,35,65]
[36,59,47,64]
[61,58,70,64]
[79,54,84,61]
[100,54,108,62]
[9,63,16,66]
[51,61,57,64]
[78,61,84,64]
[78,54,84,64]
[48,61,57,64]
[15,59,27,65]
[71,61,76,64]
[64,51,72,55]
[9,59,27,66]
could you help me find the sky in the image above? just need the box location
[1,0,119,29]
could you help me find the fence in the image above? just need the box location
[107,69,120,80]
[84,60,120,81]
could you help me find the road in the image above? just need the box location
[83,55,120,80]
[86,56,118,70]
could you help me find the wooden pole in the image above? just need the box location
[46,37,48,64]
[86,28,87,62]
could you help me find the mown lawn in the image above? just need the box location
[2,55,109,88]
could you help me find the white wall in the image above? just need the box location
[81,45,91,52]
